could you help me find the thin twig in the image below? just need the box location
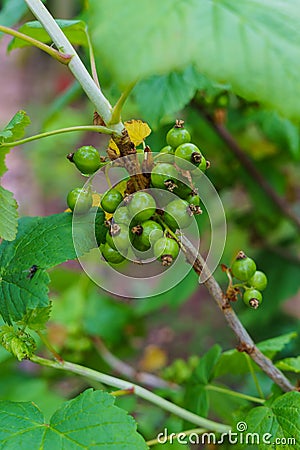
[0,25,72,64]
[205,384,265,404]
[92,337,178,390]
[36,330,63,363]
[85,27,100,89]
[30,355,230,433]
[182,236,295,392]
[192,102,300,231]
[0,125,116,149]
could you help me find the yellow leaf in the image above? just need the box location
[108,139,119,154]
[108,120,151,155]
[125,120,151,146]
[105,212,113,220]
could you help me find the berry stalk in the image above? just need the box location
[182,236,295,392]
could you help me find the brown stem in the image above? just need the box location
[111,129,150,192]
[92,337,178,390]
[192,102,300,231]
[182,236,295,392]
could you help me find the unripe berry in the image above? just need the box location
[243,289,263,309]
[231,251,256,281]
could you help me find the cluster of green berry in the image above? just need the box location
[99,122,207,265]
[151,119,209,173]
[230,251,268,309]
[65,121,208,267]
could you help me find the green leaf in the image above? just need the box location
[0,209,105,324]
[0,111,31,176]
[0,186,18,241]
[183,346,221,427]
[0,389,147,449]
[0,325,36,361]
[8,20,88,51]
[0,110,31,144]
[17,305,52,331]
[0,148,10,178]
[276,356,300,374]
[214,333,296,377]
[0,373,64,421]
[133,66,221,127]
[194,345,222,385]
[184,385,209,420]
[238,392,300,449]
[89,0,300,120]
[213,349,248,378]
[0,0,28,30]
[257,332,297,359]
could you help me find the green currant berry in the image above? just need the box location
[231,251,256,281]
[100,242,126,264]
[243,289,263,309]
[129,226,150,253]
[156,146,175,163]
[113,206,131,225]
[153,237,180,266]
[192,160,210,178]
[128,191,156,223]
[197,154,207,171]
[175,143,203,170]
[132,235,150,252]
[161,145,174,154]
[166,125,191,148]
[186,193,201,206]
[151,163,178,190]
[67,188,93,214]
[186,193,202,215]
[248,271,268,291]
[172,179,192,199]
[164,199,193,230]
[139,220,163,247]
[101,188,123,213]
[106,223,130,251]
[72,146,101,175]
